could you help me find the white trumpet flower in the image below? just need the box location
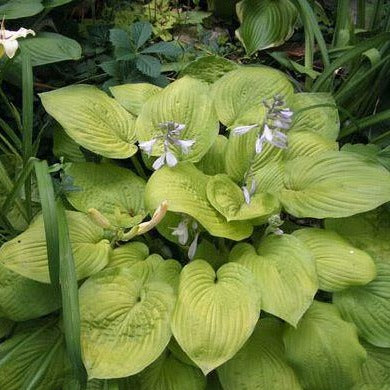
[0,26,35,59]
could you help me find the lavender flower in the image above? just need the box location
[171,218,199,259]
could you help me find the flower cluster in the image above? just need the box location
[139,121,195,170]
[171,217,199,260]
[0,21,35,59]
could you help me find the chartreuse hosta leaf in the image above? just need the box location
[171,260,261,374]
[0,211,111,283]
[229,235,317,326]
[218,318,301,390]
[53,125,85,162]
[289,93,340,140]
[0,318,72,389]
[136,76,219,163]
[280,151,390,219]
[293,228,376,292]
[80,256,181,379]
[107,241,149,269]
[0,318,14,339]
[135,350,206,390]
[40,85,137,159]
[144,163,253,240]
[212,66,294,127]
[196,135,227,175]
[0,262,61,321]
[206,174,279,221]
[110,83,162,116]
[65,162,146,228]
[236,0,297,55]
[284,301,367,390]
[326,209,390,348]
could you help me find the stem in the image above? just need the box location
[357,0,365,29]
[332,0,351,49]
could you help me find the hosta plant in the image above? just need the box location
[1,65,390,389]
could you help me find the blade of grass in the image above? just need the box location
[0,88,23,133]
[0,116,22,151]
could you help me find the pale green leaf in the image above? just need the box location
[171,260,261,374]
[40,85,138,159]
[136,77,219,163]
[110,83,162,116]
[280,151,390,218]
[0,211,111,283]
[218,318,301,390]
[230,235,318,326]
[195,135,227,176]
[79,264,177,379]
[53,126,85,162]
[0,0,43,19]
[65,162,146,228]
[145,163,253,240]
[193,239,226,271]
[236,0,297,55]
[107,242,149,269]
[284,301,367,390]
[293,228,376,292]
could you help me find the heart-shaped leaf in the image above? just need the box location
[230,235,318,326]
[0,0,43,19]
[171,260,261,374]
[40,85,138,159]
[107,242,150,269]
[196,135,227,175]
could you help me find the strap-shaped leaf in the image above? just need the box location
[0,211,111,283]
[65,162,146,228]
[230,235,317,326]
[212,66,294,127]
[280,151,390,218]
[206,174,279,221]
[107,242,150,269]
[236,0,297,55]
[145,163,252,240]
[218,318,301,390]
[79,262,178,379]
[171,260,261,374]
[0,262,61,321]
[284,301,367,390]
[40,85,137,159]
[136,77,219,163]
[110,83,162,116]
[293,228,376,292]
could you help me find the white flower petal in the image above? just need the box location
[3,39,19,58]
[177,139,195,154]
[242,186,251,204]
[152,154,166,170]
[280,109,293,118]
[273,228,284,235]
[165,151,178,167]
[188,233,199,260]
[263,124,273,141]
[255,136,266,154]
[233,124,258,135]
[175,123,186,132]
[171,221,189,245]
[139,139,157,155]
[274,119,290,129]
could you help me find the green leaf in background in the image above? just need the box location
[79,262,177,379]
[144,163,253,240]
[230,235,317,326]
[43,0,73,8]
[236,0,298,55]
[65,162,146,228]
[171,260,261,374]
[130,21,153,50]
[0,318,14,339]
[136,54,162,78]
[110,83,162,116]
[218,318,301,390]
[289,93,340,140]
[0,319,72,389]
[212,66,294,127]
[342,143,390,171]
[107,242,149,269]
[293,228,376,292]
[19,32,81,66]
[141,41,182,57]
[0,211,111,283]
[40,85,138,159]
[135,350,206,390]
[0,0,43,19]
[0,262,61,321]
[180,55,239,83]
[195,135,227,176]
[280,151,390,218]
[136,77,219,164]
[284,301,367,390]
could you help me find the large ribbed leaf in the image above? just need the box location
[280,152,390,218]
[289,93,340,140]
[110,83,162,116]
[171,260,261,374]
[284,301,367,390]
[236,0,297,55]
[212,66,294,127]
[136,77,219,163]
[53,126,85,162]
[0,0,43,19]
[79,257,180,379]
[0,318,14,339]
[0,263,61,321]
[196,135,227,176]
[136,350,206,390]
[206,174,279,221]
[0,318,72,389]
[107,242,149,269]
[144,163,252,240]
[40,85,137,159]
[218,318,301,390]
[230,235,317,326]
[293,228,376,292]
[65,162,146,228]
[326,209,390,347]
[0,211,111,283]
